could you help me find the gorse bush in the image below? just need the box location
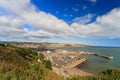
[43,60,52,70]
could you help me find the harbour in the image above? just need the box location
[53,47,120,73]
[41,48,115,76]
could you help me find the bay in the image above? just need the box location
[52,47,120,73]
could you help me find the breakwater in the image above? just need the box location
[81,52,114,59]
[64,58,86,69]
[94,53,113,59]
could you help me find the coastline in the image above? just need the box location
[51,55,92,77]
[42,49,113,77]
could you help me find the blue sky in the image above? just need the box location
[32,0,120,24]
[0,0,120,47]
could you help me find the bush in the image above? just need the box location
[43,60,52,70]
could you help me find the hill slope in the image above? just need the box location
[0,44,61,80]
[0,43,120,80]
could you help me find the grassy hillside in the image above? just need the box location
[66,69,120,80]
[0,44,61,80]
[0,43,120,80]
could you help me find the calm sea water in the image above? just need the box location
[53,47,120,73]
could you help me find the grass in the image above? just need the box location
[0,44,61,80]
[0,44,120,80]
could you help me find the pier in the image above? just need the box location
[64,58,86,69]
[82,52,114,59]
[94,54,113,59]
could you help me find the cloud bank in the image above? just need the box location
[0,0,120,42]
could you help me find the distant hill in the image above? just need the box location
[43,43,88,47]
[0,41,91,48]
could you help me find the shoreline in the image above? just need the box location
[51,57,92,77]
[42,49,113,77]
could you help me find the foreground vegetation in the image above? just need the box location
[67,69,120,80]
[0,43,120,80]
[0,44,61,80]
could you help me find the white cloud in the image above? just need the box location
[0,0,120,42]
[71,8,120,38]
[89,0,97,3]
[73,14,94,24]
[83,6,87,10]
[0,0,74,41]
[72,7,79,12]
[63,14,73,17]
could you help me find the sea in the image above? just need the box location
[51,46,120,73]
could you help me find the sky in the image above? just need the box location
[0,0,120,47]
